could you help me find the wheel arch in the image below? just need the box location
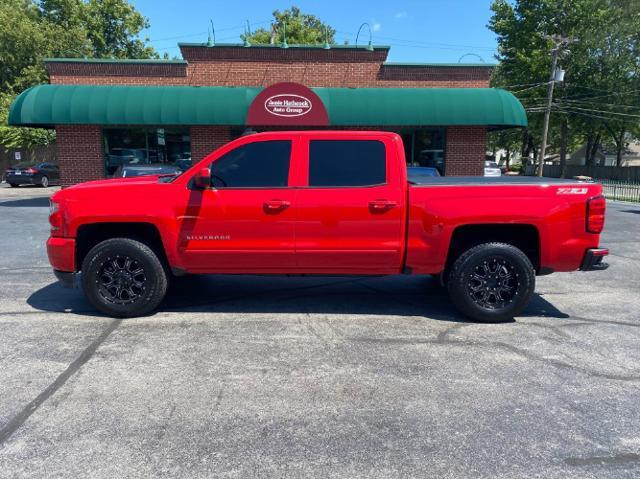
[75,222,169,272]
[445,224,541,274]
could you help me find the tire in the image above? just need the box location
[81,238,168,318]
[447,242,535,323]
[9,183,18,187]
[40,175,49,187]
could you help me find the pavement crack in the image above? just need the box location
[561,315,640,329]
[0,318,123,446]
[564,452,640,466]
[436,323,472,343]
[474,340,640,382]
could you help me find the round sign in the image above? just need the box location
[264,94,313,117]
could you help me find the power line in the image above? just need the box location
[527,105,640,123]
[553,104,640,118]
[510,83,549,94]
[551,107,633,123]
[147,19,272,44]
[557,98,640,110]
[335,30,497,52]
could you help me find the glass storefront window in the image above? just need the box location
[409,128,446,175]
[103,127,191,176]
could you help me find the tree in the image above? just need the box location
[489,0,640,171]
[0,0,158,149]
[241,6,335,45]
[84,0,156,58]
[488,129,522,169]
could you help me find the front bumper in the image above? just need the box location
[47,237,76,272]
[580,248,609,271]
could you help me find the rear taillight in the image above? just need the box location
[586,195,606,233]
[26,167,38,174]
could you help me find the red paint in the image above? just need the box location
[246,82,329,126]
[48,131,606,277]
[47,237,75,272]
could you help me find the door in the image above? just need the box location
[178,138,297,273]
[295,136,406,274]
[48,164,60,183]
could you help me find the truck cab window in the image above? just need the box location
[211,140,291,188]
[309,140,386,187]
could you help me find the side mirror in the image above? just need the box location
[193,167,211,189]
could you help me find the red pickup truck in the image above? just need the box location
[47,131,608,322]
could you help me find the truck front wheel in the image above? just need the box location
[81,238,168,318]
[447,242,535,323]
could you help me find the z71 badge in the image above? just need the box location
[557,187,588,195]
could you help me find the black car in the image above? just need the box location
[5,162,60,187]
[112,164,182,178]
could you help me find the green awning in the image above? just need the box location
[9,84,527,128]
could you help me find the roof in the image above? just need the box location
[9,85,527,129]
[44,58,188,65]
[382,62,496,68]
[177,42,391,50]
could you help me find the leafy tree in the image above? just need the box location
[84,0,156,58]
[242,6,335,45]
[489,0,640,170]
[0,0,158,149]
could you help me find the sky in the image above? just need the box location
[130,0,499,64]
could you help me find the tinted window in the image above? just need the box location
[309,140,386,187]
[211,140,291,188]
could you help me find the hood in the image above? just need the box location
[51,175,168,203]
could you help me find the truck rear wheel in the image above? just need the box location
[81,238,168,318]
[447,242,535,323]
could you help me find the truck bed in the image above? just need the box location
[408,175,590,186]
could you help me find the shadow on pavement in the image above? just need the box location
[619,209,640,215]
[27,274,569,323]
[0,197,50,207]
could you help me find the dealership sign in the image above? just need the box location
[265,94,312,117]
[247,82,329,126]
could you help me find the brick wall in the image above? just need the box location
[191,126,232,162]
[445,126,486,176]
[46,47,492,89]
[55,125,103,186]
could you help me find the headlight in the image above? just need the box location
[49,200,63,234]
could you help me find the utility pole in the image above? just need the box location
[537,35,574,177]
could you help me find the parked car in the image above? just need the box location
[174,158,193,172]
[47,131,608,322]
[407,166,441,184]
[113,164,182,178]
[484,161,502,177]
[106,148,148,175]
[5,162,60,187]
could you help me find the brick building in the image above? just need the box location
[9,44,526,186]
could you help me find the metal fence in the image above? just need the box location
[598,179,640,203]
[524,164,640,181]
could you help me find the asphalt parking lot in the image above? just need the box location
[0,183,639,478]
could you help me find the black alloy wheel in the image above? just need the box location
[447,242,535,323]
[97,256,147,305]
[467,257,519,310]
[82,238,168,317]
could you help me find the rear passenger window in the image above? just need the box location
[211,140,291,188]
[309,140,386,187]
